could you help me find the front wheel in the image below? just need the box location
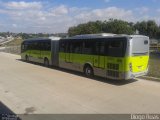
[84,66,94,77]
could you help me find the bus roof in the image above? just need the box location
[24,37,61,41]
[67,33,117,39]
[74,33,116,37]
[63,34,123,40]
[23,34,148,42]
[129,35,149,38]
[63,33,149,40]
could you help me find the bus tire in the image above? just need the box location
[25,55,29,62]
[44,58,49,67]
[84,65,94,77]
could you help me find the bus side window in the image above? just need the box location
[46,41,51,51]
[94,42,99,55]
[82,40,93,54]
[40,42,44,51]
[66,41,72,53]
[31,42,35,50]
[36,42,41,50]
[99,41,105,55]
[72,41,82,54]
[105,41,109,56]
[108,40,123,57]
[66,42,70,53]
[34,42,38,50]
[28,43,32,50]
[43,41,51,51]
[60,41,66,52]
[94,41,105,55]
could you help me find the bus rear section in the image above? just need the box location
[125,35,149,79]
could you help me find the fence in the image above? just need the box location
[0,46,21,55]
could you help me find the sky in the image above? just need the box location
[0,0,160,33]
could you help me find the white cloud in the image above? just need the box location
[0,1,159,33]
[12,24,17,28]
[0,4,136,33]
[74,7,134,23]
[4,1,42,10]
[50,5,69,16]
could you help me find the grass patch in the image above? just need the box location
[148,53,160,78]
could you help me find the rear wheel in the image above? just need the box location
[84,65,94,77]
[44,58,49,67]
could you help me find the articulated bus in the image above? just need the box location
[21,34,149,80]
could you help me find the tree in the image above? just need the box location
[102,19,135,34]
[68,19,160,38]
[147,20,159,38]
[68,21,103,36]
[134,20,159,38]
[68,19,135,36]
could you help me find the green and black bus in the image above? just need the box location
[21,34,149,80]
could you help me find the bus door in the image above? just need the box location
[65,42,73,63]
[94,41,105,69]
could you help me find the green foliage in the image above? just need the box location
[102,19,135,35]
[68,19,160,39]
[68,19,135,36]
[68,21,103,36]
[134,20,159,38]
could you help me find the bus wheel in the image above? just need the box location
[25,55,29,62]
[84,65,94,77]
[44,58,49,67]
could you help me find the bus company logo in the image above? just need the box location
[131,114,160,120]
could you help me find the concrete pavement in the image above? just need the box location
[0,52,160,114]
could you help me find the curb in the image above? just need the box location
[138,76,160,82]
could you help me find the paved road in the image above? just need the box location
[0,52,160,114]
